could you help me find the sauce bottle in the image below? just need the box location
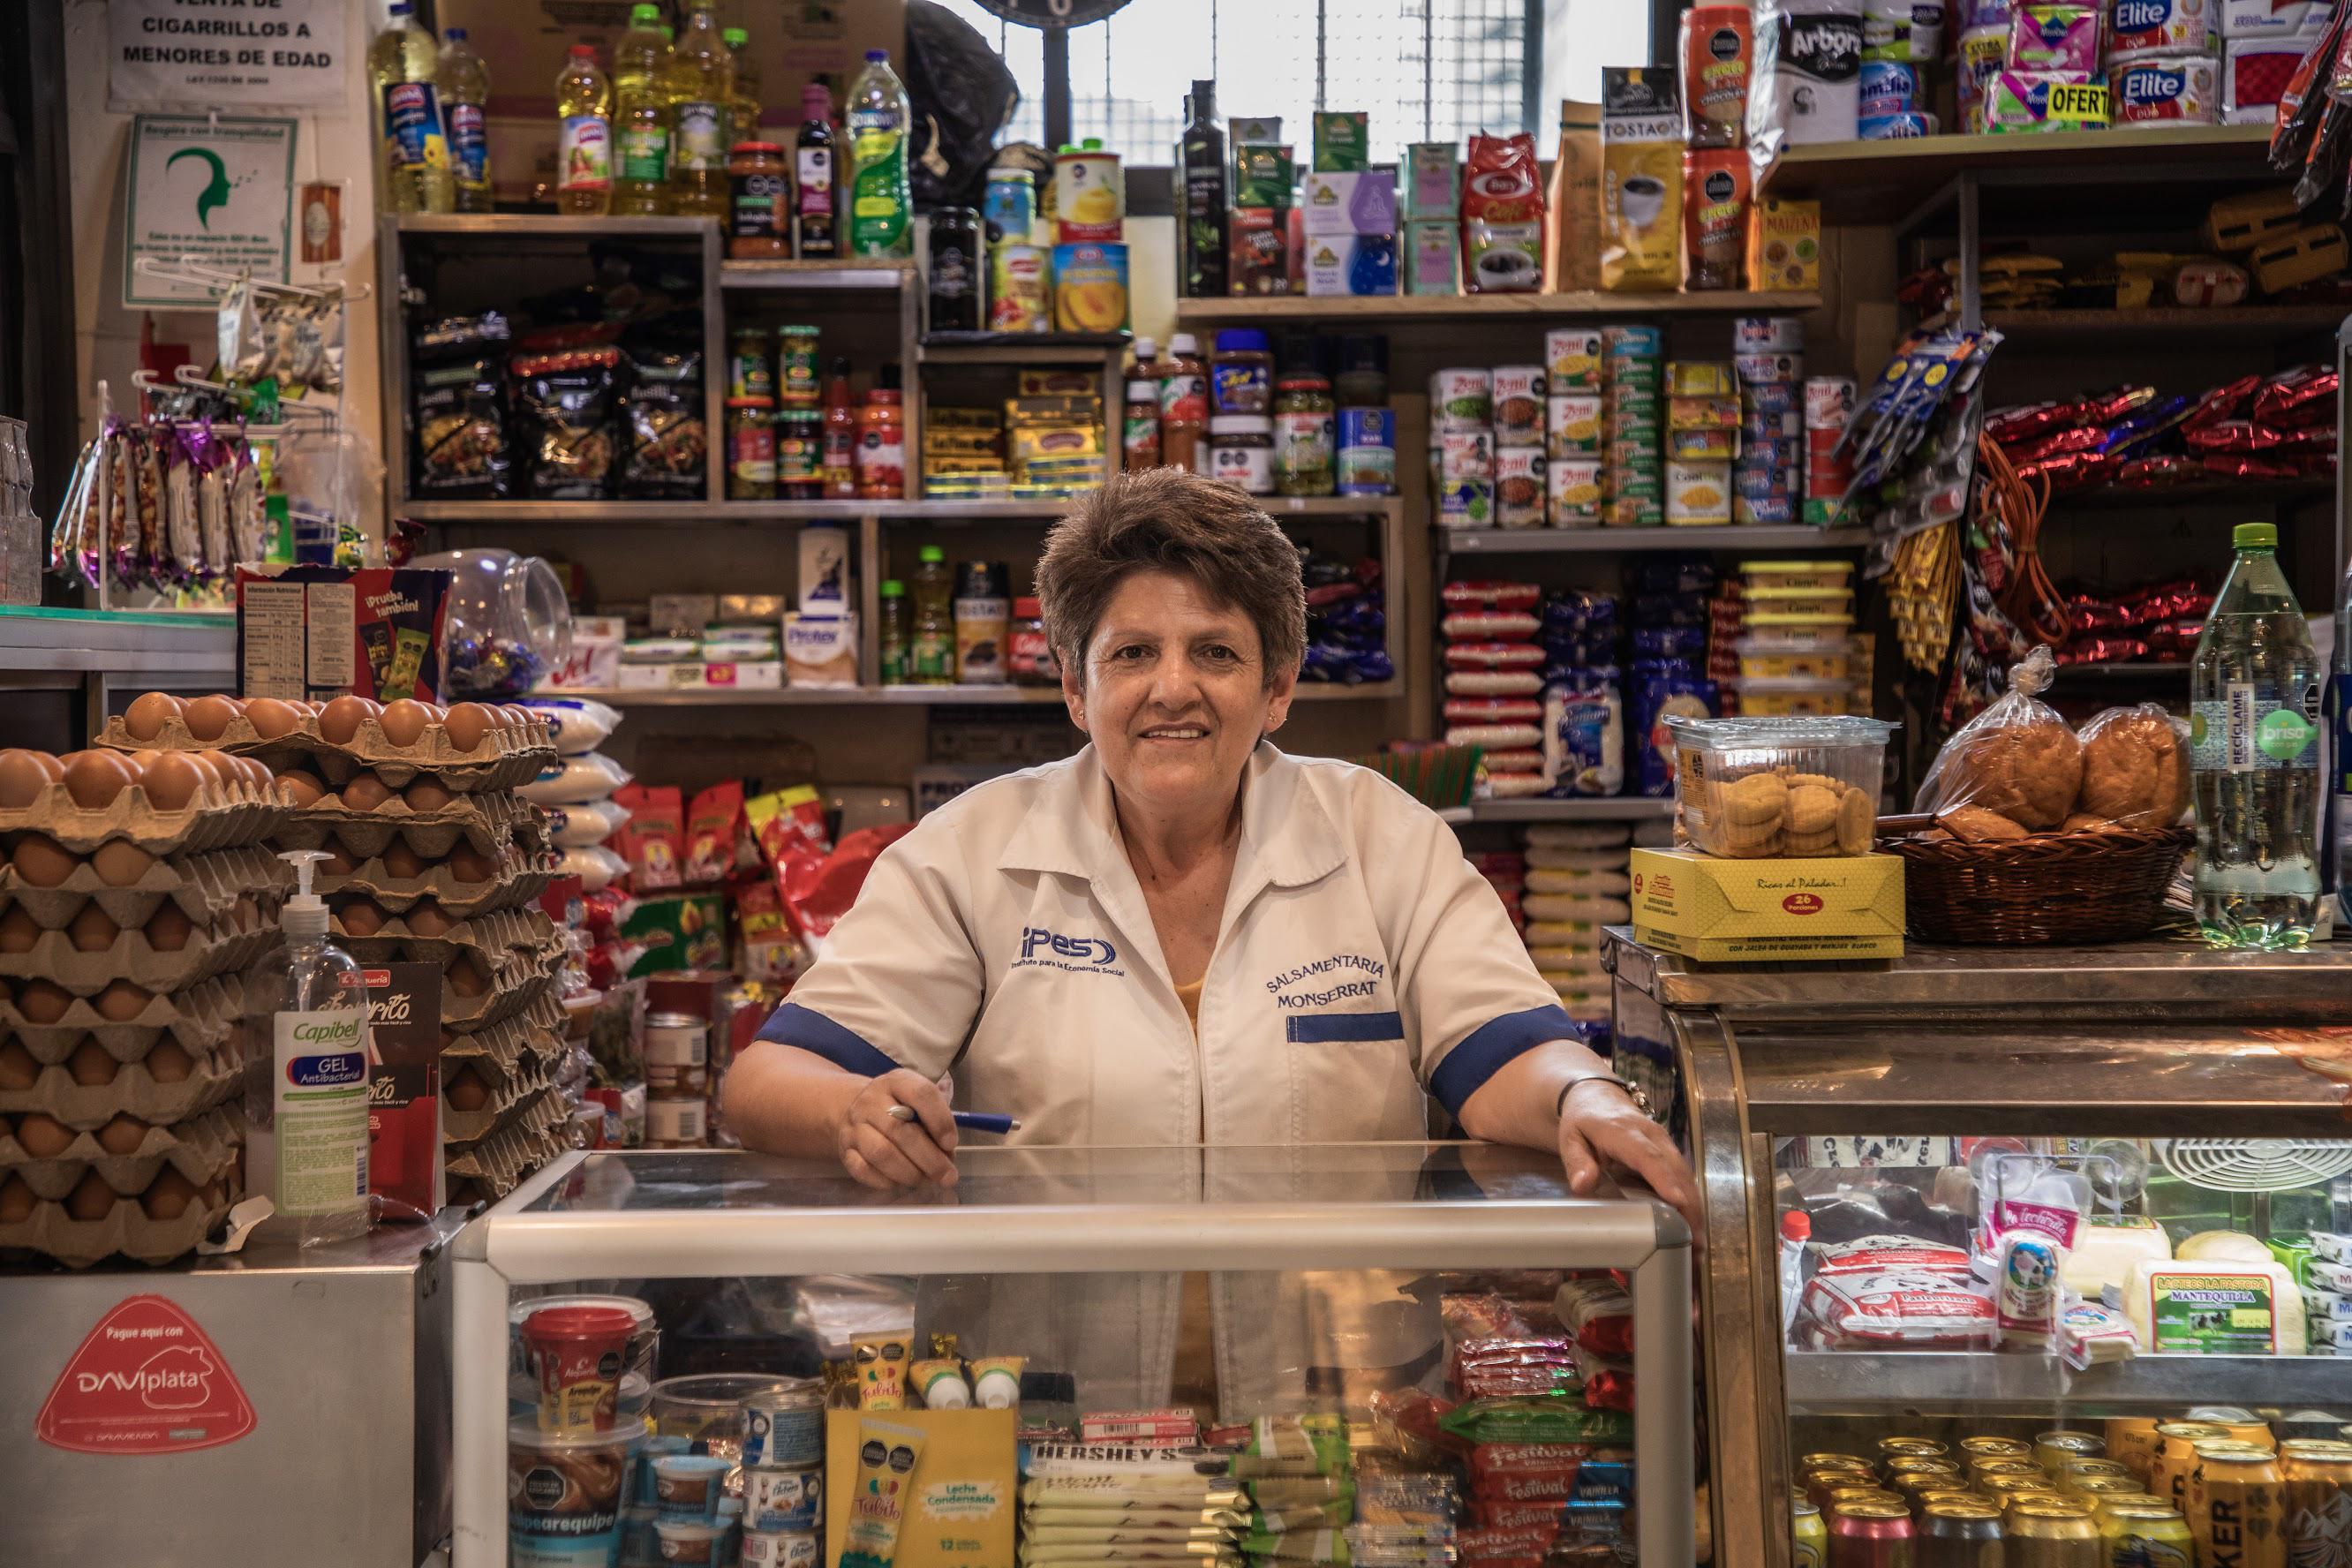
[855,369,905,500]
[1157,332,1209,474]
[821,358,856,498]
[910,546,954,685]
[795,82,838,258]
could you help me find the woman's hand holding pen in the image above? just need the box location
[834,1069,960,1191]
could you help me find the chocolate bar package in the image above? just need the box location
[365,960,445,1224]
[235,563,455,703]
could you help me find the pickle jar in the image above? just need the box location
[1274,373,1337,496]
[726,396,777,500]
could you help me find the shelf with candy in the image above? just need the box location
[1985,366,2336,503]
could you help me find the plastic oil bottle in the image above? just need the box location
[611,3,673,216]
[2191,521,2325,948]
[555,45,614,215]
[439,27,493,212]
[245,851,373,1247]
[724,26,762,147]
[667,5,733,218]
[846,48,912,256]
[878,578,909,685]
[910,545,955,684]
[369,2,454,215]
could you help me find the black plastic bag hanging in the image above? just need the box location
[904,0,1021,208]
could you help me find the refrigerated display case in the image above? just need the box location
[454,1142,1693,1568]
[1605,931,2352,1568]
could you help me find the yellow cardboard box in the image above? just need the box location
[825,1406,1016,1568]
[1745,197,1821,292]
[1629,848,1903,962]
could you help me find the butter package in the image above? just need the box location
[2112,55,2220,122]
[1303,233,1398,297]
[1984,71,2111,130]
[1746,197,1821,290]
[2125,1258,2305,1354]
[1300,170,1398,235]
[1599,68,1683,292]
[2108,0,2216,59]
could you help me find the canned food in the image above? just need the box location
[778,326,820,408]
[1547,328,1603,388]
[1053,146,1123,243]
[2280,1442,2352,1568]
[1828,1500,1913,1568]
[1669,360,1738,397]
[1736,314,1805,353]
[644,1013,708,1067]
[1964,1438,2038,1459]
[1548,456,1603,527]
[2061,1459,2135,1493]
[1919,1499,2002,1568]
[1805,376,1859,428]
[2008,1498,2101,1568]
[2070,1475,2150,1497]
[1736,351,1804,385]
[1548,393,1603,456]
[742,1529,820,1568]
[989,245,1050,332]
[1886,1456,1964,1475]
[646,1061,708,1096]
[645,1094,706,1147]
[2189,1446,2283,1568]
[743,1464,824,1533]
[1495,446,1546,528]
[1492,366,1546,444]
[2089,1494,2173,1527]
[2150,1426,2235,1511]
[1602,323,1663,358]
[742,1381,825,1471]
[1437,478,1494,528]
[2099,1504,2190,1568]
[2038,1433,2108,1479]
[1440,429,1495,481]
[1805,1455,1881,1473]
[1431,367,1495,431]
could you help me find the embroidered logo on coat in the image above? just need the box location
[1014,926,1124,974]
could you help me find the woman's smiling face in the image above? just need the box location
[1066,569,1295,818]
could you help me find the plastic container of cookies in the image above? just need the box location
[1664,713,1896,858]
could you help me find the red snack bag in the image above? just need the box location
[1459,133,1545,293]
[1457,1526,1564,1557]
[1444,580,1544,610]
[1986,401,2079,445]
[1809,1233,1973,1276]
[1578,1368,1635,1413]
[2252,366,2338,426]
[613,783,684,890]
[2082,385,2157,425]
[732,872,801,981]
[2058,637,2152,665]
[1468,1501,1569,1532]
[2201,453,2301,479]
[578,884,638,939]
[1471,1443,1594,1485]
[749,785,831,869]
[682,780,745,886]
[2184,373,2261,431]
[779,822,919,946]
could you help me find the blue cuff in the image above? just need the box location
[1429,1004,1590,1118]
[756,1003,898,1078]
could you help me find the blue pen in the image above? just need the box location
[887,1105,1021,1135]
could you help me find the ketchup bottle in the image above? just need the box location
[1157,332,1208,474]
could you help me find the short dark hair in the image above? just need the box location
[1035,469,1307,688]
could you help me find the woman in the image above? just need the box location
[726,469,1699,1235]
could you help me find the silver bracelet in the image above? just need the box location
[1556,1074,1652,1120]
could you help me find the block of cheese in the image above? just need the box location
[2061,1215,2172,1298]
[2175,1230,2273,1263]
[2125,1258,2305,1354]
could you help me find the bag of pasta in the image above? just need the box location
[1911,645,2083,840]
[513,344,622,500]
[2068,703,2191,831]
[410,313,512,500]
[619,343,706,500]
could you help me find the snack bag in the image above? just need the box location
[614,782,685,890]
[682,780,746,886]
[1911,645,2084,833]
[1599,68,1683,291]
[2070,704,2192,829]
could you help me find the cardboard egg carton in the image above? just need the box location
[337,907,564,979]
[0,1030,245,1132]
[103,708,555,793]
[318,846,562,920]
[0,897,282,996]
[441,1013,565,1085]
[449,979,568,1042]
[0,1171,243,1269]
[444,1093,570,1202]
[443,1074,555,1148]
[0,773,291,855]
[0,1102,243,1201]
[276,788,543,861]
[0,974,245,1061]
[0,844,292,932]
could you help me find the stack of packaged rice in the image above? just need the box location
[1734,317,1804,525]
[1518,823,1632,1028]
[1441,581,1547,798]
[1601,327,1662,528]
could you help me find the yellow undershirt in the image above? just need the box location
[1171,979,1216,1420]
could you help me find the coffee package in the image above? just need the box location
[1460,132,1546,293]
[1543,101,1604,292]
[1602,69,1685,292]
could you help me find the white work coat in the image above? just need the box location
[755,742,1584,1416]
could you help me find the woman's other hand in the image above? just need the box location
[833,1068,961,1190]
[1557,1078,1704,1244]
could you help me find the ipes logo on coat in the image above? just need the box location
[1015,926,1122,973]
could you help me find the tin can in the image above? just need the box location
[2062,1460,2136,1493]
[1052,241,1129,333]
[728,327,775,403]
[2073,1476,2151,1499]
[1804,376,1858,428]
[1805,1469,1879,1509]
[2151,1426,2235,1511]
[1492,366,1547,445]
[2184,1412,2276,1452]
[742,1382,825,1471]
[1826,1488,1907,1515]
[1736,351,1804,385]
[983,166,1037,243]
[2009,1498,2102,1568]
[646,1060,708,1096]
[742,1529,819,1568]
[1963,1439,2037,1459]
[1547,456,1603,526]
[1494,445,1546,528]
[1430,367,1495,432]
[2280,1441,2352,1568]
[2099,1504,2190,1568]
[1336,407,1395,495]
[2039,1433,2108,1479]
[989,244,1050,332]
[1547,328,1603,388]
[1440,429,1495,481]
[2090,1495,2173,1527]
[1919,1500,2003,1568]
[1916,1489,1985,1511]
[1986,1476,2064,1505]
[645,1093,706,1147]
[1736,314,1805,353]
[777,325,819,409]
[1879,1444,1956,1465]
[1887,1457,1964,1478]
[1436,478,1493,529]
[1892,1470,1966,1499]
[1805,1456,1881,1473]
[1053,145,1123,243]
[644,1013,707,1068]
[1548,393,1603,456]
[743,1464,823,1533]
[1828,1501,1914,1568]
[1793,1499,1828,1568]
[2190,1447,2285,1568]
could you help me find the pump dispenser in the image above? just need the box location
[245,850,373,1246]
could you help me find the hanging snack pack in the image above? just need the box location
[512,345,622,501]
[1600,69,1685,292]
[411,313,513,501]
[620,344,708,501]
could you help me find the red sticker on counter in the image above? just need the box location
[35,1294,257,1455]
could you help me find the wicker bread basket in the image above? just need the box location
[1878,823,2192,945]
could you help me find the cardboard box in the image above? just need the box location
[1629,848,1904,962]
[1314,110,1369,171]
[1305,233,1398,296]
[1747,198,1822,291]
[234,564,455,704]
[614,660,784,691]
[825,1407,1017,1568]
[1301,170,1399,235]
[1228,207,1292,295]
[1406,220,1460,294]
[1406,142,1459,218]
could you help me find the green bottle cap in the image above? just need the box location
[630,3,660,19]
[660,25,674,40]
[880,579,905,597]
[2235,522,2278,549]
[723,26,748,46]
[920,545,946,563]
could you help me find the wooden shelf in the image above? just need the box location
[1764,125,2273,223]
[575,681,1398,708]
[1437,525,1872,554]
[391,213,714,241]
[1986,305,2349,341]
[1174,290,1821,325]
[719,259,913,290]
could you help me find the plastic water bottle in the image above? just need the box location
[369,2,454,214]
[2190,522,2325,948]
[847,48,912,257]
[438,28,493,212]
[2333,550,2351,923]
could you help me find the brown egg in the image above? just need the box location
[422,704,449,723]
[0,906,40,954]
[0,748,61,808]
[442,702,494,754]
[179,694,245,742]
[14,978,73,1024]
[274,768,325,807]
[67,1039,119,1086]
[123,691,185,742]
[404,777,454,812]
[94,1114,149,1155]
[379,698,434,750]
[381,840,426,880]
[92,841,157,887]
[239,756,273,789]
[144,902,193,952]
[337,901,385,937]
[447,954,490,997]
[0,1039,38,1090]
[66,904,120,953]
[447,844,495,884]
[94,981,153,1022]
[242,697,304,740]
[136,750,210,813]
[232,893,258,925]
[318,694,381,746]
[145,1038,197,1083]
[15,1112,75,1157]
[404,901,454,938]
[317,842,357,877]
[339,773,394,813]
[444,1067,490,1112]
[0,1175,34,1224]
[64,1171,117,1222]
[141,1167,201,1221]
[62,750,135,810]
[11,834,79,888]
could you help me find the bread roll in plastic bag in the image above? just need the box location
[1911,645,2083,833]
[2069,703,2191,830]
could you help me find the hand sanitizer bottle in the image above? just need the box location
[245,849,373,1246]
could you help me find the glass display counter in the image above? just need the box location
[1606,931,2352,1568]
[453,1142,1694,1568]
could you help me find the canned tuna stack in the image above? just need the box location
[1666,359,1738,527]
[1545,330,1604,527]
[1429,367,1496,529]
[1491,363,1549,530]
[1805,377,1858,524]
[1440,580,1548,797]
[1602,326,1663,527]
[1734,317,1804,525]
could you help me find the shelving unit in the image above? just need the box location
[1174,290,1822,325]
[1783,1352,2313,1415]
[570,678,1395,708]
[0,606,237,735]
[1438,525,1873,555]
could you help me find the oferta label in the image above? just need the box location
[2145,1271,2278,1353]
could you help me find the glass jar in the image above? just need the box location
[855,390,905,500]
[1210,328,1274,415]
[776,407,821,499]
[1274,374,1336,497]
[778,324,820,409]
[926,207,983,333]
[727,142,791,259]
[1009,595,1059,685]
[1334,332,1390,408]
[1208,414,1274,494]
[726,396,776,499]
[727,326,774,403]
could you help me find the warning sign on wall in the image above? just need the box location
[35,1294,258,1455]
[109,0,349,111]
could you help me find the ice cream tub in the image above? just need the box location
[510,1418,637,1568]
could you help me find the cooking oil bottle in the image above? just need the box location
[847,48,912,256]
[724,26,761,147]
[666,5,732,218]
[555,44,614,215]
[611,2,672,215]
[438,27,493,211]
[369,1,454,214]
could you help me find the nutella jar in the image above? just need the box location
[1208,415,1275,494]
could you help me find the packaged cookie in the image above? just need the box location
[1911,645,2084,832]
[2073,703,2191,829]
[1664,713,1894,858]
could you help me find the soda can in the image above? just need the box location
[2149,1426,2237,1511]
[2189,1446,2285,1568]
[2038,1432,2108,1480]
[1962,1439,2036,1459]
[2099,1504,2190,1568]
[2089,1494,2173,1527]
[2072,1475,2151,1499]
[1802,1453,1881,1477]
[1827,1487,1908,1513]
[1919,1499,2003,1568]
[1986,1476,2065,1505]
[1793,1499,1828,1568]
[2007,1497,2103,1568]
[1828,1501,1914,1568]
[2280,1441,2352,1568]
[2182,1411,2276,1452]
[2061,1459,2136,1493]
